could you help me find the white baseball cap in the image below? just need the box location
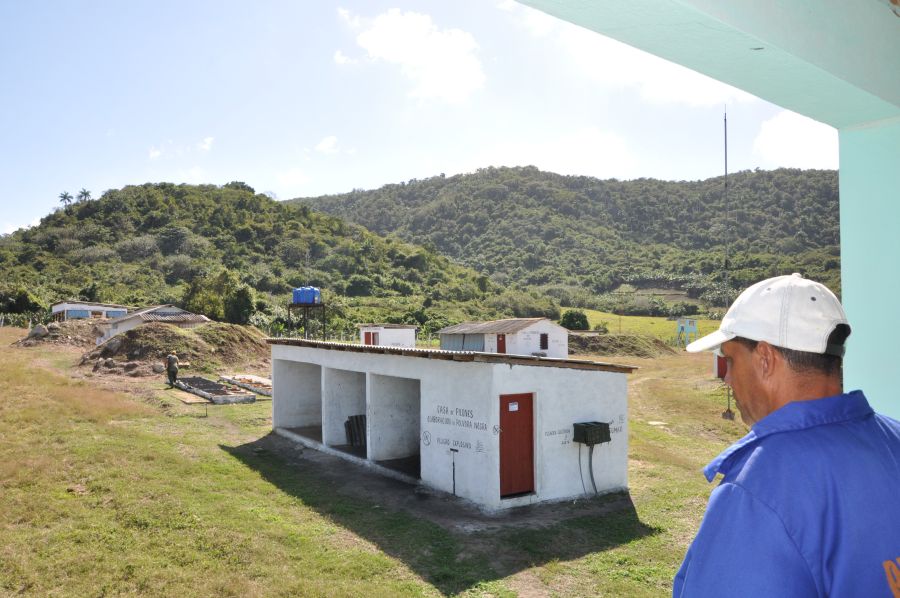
[686,273,849,356]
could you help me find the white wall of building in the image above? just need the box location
[492,365,628,505]
[272,360,322,428]
[52,302,128,321]
[321,368,365,447]
[270,343,628,510]
[96,317,143,344]
[359,326,416,348]
[368,374,420,461]
[506,320,568,358]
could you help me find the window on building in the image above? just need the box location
[540,333,549,350]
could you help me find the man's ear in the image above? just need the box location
[755,341,779,379]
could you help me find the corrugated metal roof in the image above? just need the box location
[107,305,208,325]
[138,313,210,323]
[265,338,637,373]
[51,300,133,309]
[437,318,547,335]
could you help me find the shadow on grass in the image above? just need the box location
[222,433,660,595]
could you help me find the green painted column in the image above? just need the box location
[839,118,900,418]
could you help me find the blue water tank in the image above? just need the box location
[292,287,322,304]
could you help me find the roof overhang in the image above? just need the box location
[267,338,637,373]
[520,0,900,128]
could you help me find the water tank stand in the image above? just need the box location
[288,303,327,340]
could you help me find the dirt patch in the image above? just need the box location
[78,322,271,377]
[13,319,101,348]
[569,333,676,359]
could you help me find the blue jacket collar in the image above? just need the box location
[703,390,872,482]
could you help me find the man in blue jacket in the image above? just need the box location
[675,273,900,597]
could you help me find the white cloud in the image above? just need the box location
[333,50,358,65]
[505,3,756,107]
[502,2,558,38]
[315,136,340,154]
[753,110,838,169]
[196,136,214,151]
[470,127,639,179]
[337,7,361,29]
[149,147,162,160]
[349,8,485,103]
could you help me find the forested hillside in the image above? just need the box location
[2,167,841,335]
[291,166,840,310]
[0,182,556,334]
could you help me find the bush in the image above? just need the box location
[72,245,116,264]
[0,286,46,313]
[560,309,589,330]
[224,284,256,324]
[345,274,374,297]
[117,235,160,261]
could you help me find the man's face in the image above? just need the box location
[720,340,767,425]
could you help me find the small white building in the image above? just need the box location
[95,305,210,345]
[51,301,130,321]
[438,318,569,358]
[269,339,634,511]
[358,324,417,348]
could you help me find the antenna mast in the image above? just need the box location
[723,107,729,295]
[721,107,735,421]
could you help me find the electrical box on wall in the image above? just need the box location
[573,421,611,446]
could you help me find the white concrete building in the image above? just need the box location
[438,318,569,358]
[51,301,130,321]
[95,305,210,344]
[269,339,634,511]
[358,324,417,348]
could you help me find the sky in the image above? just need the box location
[0,0,839,235]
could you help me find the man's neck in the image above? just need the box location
[772,372,843,411]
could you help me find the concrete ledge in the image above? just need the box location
[275,427,421,486]
[219,375,273,397]
[174,379,255,404]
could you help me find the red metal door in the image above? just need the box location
[497,334,506,354]
[499,393,534,497]
[364,331,372,345]
[716,355,727,379]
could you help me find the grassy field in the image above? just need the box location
[0,325,744,597]
[575,309,720,342]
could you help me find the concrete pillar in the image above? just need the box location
[272,359,322,428]
[367,374,421,461]
[839,118,900,418]
[321,368,365,446]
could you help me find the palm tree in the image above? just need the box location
[76,188,91,203]
[58,191,73,209]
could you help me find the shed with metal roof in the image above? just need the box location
[357,323,418,348]
[437,318,568,358]
[95,305,210,345]
[268,338,635,510]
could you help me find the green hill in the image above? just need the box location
[289,166,840,311]
[0,182,558,334]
